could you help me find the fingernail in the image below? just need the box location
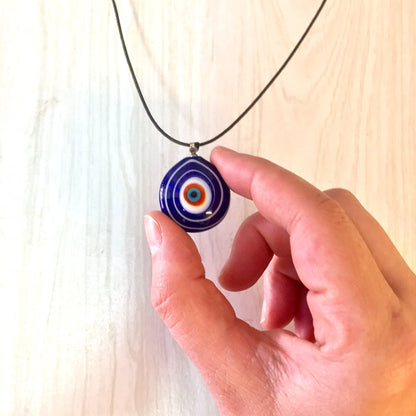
[260,299,267,327]
[144,215,162,254]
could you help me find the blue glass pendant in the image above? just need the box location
[159,156,230,232]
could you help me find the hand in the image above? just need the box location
[144,147,416,416]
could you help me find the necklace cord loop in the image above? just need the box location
[111,0,328,148]
[189,142,200,156]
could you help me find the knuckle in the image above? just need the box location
[308,194,356,232]
[315,193,348,218]
[287,194,350,233]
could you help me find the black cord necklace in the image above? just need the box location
[111,0,328,232]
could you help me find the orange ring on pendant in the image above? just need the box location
[183,183,206,206]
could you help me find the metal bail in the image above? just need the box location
[189,142,200,156]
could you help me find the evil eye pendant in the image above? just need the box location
[159,156,230,233]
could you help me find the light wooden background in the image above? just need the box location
[0,0,415,415]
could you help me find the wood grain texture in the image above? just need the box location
[0,0,415,415]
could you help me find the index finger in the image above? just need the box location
[211,147,399,349]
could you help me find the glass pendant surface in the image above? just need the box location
[159,156,230,232]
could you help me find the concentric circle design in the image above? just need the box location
[179,177,212,214]
[159,156,230,232]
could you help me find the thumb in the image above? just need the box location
[144,211,261,392]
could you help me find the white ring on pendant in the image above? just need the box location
[179,177,212,214]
